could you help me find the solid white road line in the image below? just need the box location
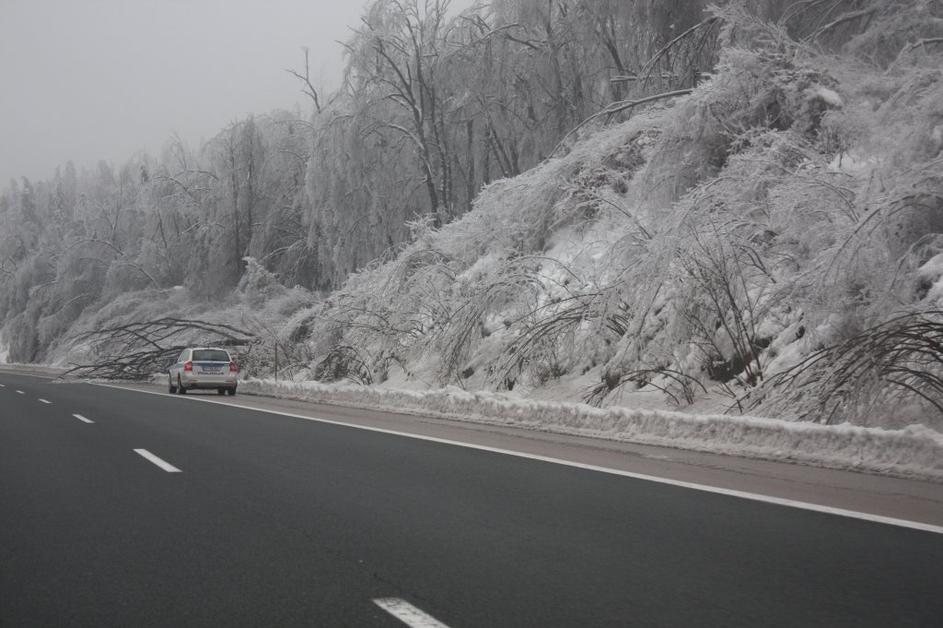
[38,398,51,404]
[73,413,94,424]
[133,449,182,473]
[93,383,943,535]
[373,598,450,628]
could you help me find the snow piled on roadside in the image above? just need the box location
[0,363,68,376]
[239,378,943,482]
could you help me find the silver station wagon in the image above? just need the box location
[168,347,239,395]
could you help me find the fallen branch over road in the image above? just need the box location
[63,317,256,380]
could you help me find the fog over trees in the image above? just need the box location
[2,0,943,429]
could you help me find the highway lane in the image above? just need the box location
[1,372,942,627]
[0,373,403,627]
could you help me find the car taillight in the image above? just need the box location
[183,361,193,372]
[229,361,239,373]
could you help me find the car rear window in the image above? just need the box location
[192,349,230,362]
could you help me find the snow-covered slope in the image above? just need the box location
[31,5,943,443]
[285,7,943,432]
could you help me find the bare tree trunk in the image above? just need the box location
[228,135,241,278]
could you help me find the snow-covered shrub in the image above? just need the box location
[237,257,285,309]
[844,1,943,68]
[746,311,943,430]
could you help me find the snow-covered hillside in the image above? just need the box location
[279,5,943,431]
[7,2,943,439]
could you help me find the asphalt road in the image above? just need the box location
[2,372,942,627]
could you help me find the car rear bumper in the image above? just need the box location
[181,374,237,389]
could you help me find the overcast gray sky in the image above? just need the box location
[0,0,373,187]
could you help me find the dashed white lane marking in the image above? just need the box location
[93,383,943,535]
[38,398,52,404]
[373,598,450,628]
[0,383,5,387]
[133,449,182,473]
[73,414,94,424]
[15,390,24,394]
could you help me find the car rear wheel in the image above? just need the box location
[227,387,237,396]
[177,376,187,394]
[168,376,177,394]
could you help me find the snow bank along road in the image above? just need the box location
[1,372,942,627]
